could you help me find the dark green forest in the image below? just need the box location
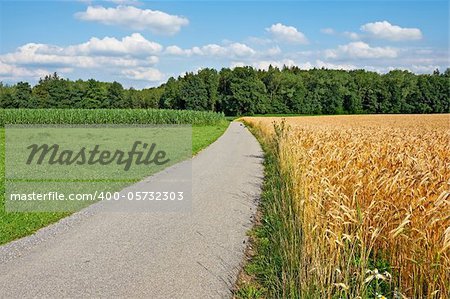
[1,67,449,115]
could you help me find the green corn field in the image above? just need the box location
[0,109,226,126]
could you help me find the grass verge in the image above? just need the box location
[233,121,287,299]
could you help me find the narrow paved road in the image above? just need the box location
[0,122,264,298]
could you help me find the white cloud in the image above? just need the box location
[266,23,308,44]
[360,21,422,41]
[0,33,163,84]
[122,67,163,81]
[165,43,256,58]
[314,60,357,70]
[165,42,285,62]
[227,43,256,57]
[325,41,398,59]
[1,43,98,68]
[252,59,296,70]
[201,44,229,56]
[66,33,162,56]
[320,28,335,35]
[1,34,161,69]
[0,61,49,78]
[165,45,186,56]
[75,5,189,35]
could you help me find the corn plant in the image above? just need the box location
[0,109,226,126]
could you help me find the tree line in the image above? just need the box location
[1,67,449,115]
[0,73,163,110]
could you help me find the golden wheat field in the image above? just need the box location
[243,114,450,298]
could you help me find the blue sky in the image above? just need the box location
[0,0,448,88]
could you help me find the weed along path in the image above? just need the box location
[0,122,263,298]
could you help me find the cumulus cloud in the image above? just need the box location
[252,59,296,70]
[165,45,187,56]
[1,43,98,68]
[314,60,357,70]
[0,33,163,83]
[227,43,256,57]
[66,33,162,56]
[266,23,308,44]
[122,67,163,81]
[165,43,256,58]
[1,34,161,69]
[75,5,189,35]
[325,41,398,59]
[201,44,230,56]
[360,21,422,41]
[0,61,49,78]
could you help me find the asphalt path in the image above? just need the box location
[0,122,264,298]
